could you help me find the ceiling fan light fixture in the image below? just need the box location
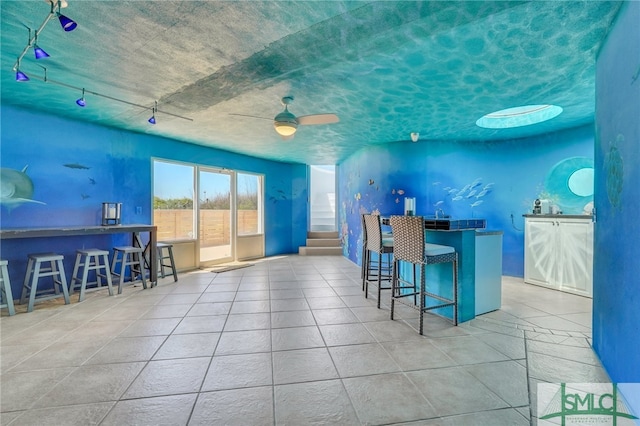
[274,122,297,136]
[274,109,298,136]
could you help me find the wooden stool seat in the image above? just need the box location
[111,246,147,294]
[0,260,16,316]
[157,242,178,282]
[20,253,70,313]
[70,249,114,302]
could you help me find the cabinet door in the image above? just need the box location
[556,219,593,297]
[524,218,558,289]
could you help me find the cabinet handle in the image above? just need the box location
[556,221,560,226]
[552,222,555,226]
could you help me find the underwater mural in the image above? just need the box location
[0,166,45,209]
[593,0,640,385]
[604,135,624,210]
[338,124,595,277]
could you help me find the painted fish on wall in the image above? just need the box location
[0,166,46,209]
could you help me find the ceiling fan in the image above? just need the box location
[231,96,339,140]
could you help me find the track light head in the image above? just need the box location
[57,13,77,31]
[16,69,29,82]
[34,44,50,59]
[148,101,158,124]
[76,88,86,107]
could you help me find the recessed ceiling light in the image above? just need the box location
[476,104,563,129]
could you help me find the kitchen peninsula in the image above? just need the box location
[383,217,503,323]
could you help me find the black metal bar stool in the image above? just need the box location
[20,253,70,313]
[157,242,178,282]
[0,260,16,316]
[362,214,394,308]
[110,246,147,294]
[69,249,114,302]
[389,215,458,334]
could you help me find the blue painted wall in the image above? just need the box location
[338,125,594,277]
[0,105,308,295]
[593,1,640,384]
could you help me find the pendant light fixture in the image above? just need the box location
[76,88,86,107]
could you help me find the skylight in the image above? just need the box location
[476,105,563,129]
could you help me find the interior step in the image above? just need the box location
[307,238,341,247]
[307,231,339,239]
[299,231,342,256]
[299,246,343,256]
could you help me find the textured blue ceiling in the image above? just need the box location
[1,1,622,164]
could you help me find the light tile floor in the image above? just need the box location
[0,255,609,425]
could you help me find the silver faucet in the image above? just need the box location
[435,208,445,219]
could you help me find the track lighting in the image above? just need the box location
[76,88,86,107]
[12,0,77,81]
[148,101,157,125]
[57,13,77,31]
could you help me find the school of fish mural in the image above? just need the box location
[429,178,494,217]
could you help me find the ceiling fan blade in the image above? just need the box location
[296,113,339,126]
[228,113,272,121]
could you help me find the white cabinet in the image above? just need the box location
[524,216,593,297]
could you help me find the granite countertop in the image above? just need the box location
[522,214,593,219]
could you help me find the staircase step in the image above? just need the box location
[299,246,343,256]
[307,238,341,247]
[307,231,339,239]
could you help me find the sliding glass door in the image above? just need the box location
[153,159,263,267]
[198,168,234,265]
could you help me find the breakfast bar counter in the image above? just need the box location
[382,216,502,323]
[0,224,158,290]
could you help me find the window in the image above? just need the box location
[237,172,263,235]
[153,160,195,240]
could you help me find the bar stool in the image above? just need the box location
[111,246,147,294]
[0,260,16,316]
[362,214,394,308]
[157,242,178,282]
[389,215,458,335]
[20,253,70,313]
[360,214,368,284]
[69,249,114,302]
